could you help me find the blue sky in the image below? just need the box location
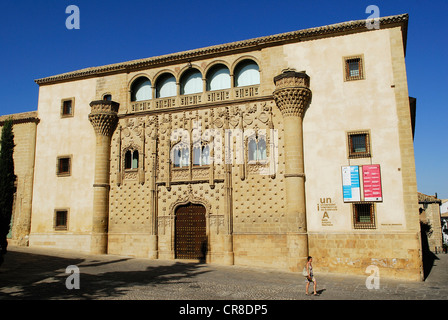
[0,0,447,199]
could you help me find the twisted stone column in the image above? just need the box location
[88,100,119,254]
[273,70,312,271]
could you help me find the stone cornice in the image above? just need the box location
[418,192,442,205]
[35,14,408,86]
[0,111,39,125]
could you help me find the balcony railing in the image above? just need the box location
[130,100,152,112]
[207,89,230,103]
[128,85,260,114]
[180,93,203,106]
[235,85,259,99]
[155,97,176,109]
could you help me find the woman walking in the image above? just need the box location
[305,256,317,296]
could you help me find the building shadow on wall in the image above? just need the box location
[420,221,439,280]
[0,249,211,300]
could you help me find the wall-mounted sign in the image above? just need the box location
[317,198,337,227]
[342,166,360,202]
[362,164,382,201]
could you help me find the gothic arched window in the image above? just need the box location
[125,150,139,169]
[248,139,257,162]
[248,135,267,162]
[257,136,267,161]
[193,143,210,166]
[172,142,190,168]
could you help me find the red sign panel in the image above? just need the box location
[362,165,382,202]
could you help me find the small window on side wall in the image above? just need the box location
[61,98,75,117]
[54,209,69,231]
[57,156,72,176]
[347,131,371,159]
[353,202,376,229]
[344,55,364,81]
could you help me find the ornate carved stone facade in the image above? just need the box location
[24,14,424,280]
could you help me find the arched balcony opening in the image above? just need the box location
[234,60,260,87]
[130,77,152,102]
[156,73,177,98]
[206,64,231,91]
[180,69,203,95]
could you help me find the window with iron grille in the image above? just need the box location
[344,55,364,81]
[347,131,371,158]
[61,98,75,117]
[57,156,72,176]
[54,210,68,231]
[353,202,376,229]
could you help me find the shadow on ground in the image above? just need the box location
[0,250,210,300]
[420,221,439,280]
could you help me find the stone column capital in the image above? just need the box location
[88,100,119,137]
[273,71,312,118]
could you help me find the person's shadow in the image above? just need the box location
[316,289,326,295]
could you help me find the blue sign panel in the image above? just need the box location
[342,166,361,202]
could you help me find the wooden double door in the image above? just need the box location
[175,203,207,260]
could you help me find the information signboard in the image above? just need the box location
[342,166,360,202]
[362,164,382,201]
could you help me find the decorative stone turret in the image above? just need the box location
[273,70,312,271]
[273,70,312,118]
[89,100,119,254]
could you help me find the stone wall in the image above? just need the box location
[0,112,38,246]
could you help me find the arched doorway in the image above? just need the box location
[175,203,207,260]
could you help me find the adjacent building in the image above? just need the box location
[0,112,39,246]
[418,192,443,253]
[440,199,448,247]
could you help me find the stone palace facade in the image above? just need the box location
[3,13,423,280]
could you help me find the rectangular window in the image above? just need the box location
[344,55,364,81]
[353,202,376,229]
[348,59,360,77]
[54,210,68,231]
[61,98,75,117]
[347,131,371,159]
[57,156,72,176]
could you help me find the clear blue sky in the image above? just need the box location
[0,0,446,199]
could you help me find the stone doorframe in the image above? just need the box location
[174,203,207,260]
[168,188,212,260]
